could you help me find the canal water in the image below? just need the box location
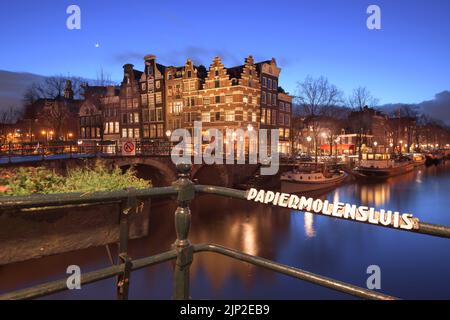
[1,162,449,299]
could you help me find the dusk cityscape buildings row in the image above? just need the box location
[1,54,449,155]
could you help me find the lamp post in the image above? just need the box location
[373,141,378,155]
[306,136,312,157]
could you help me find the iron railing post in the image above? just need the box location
[172,163,195,300]
[116,188,136,300]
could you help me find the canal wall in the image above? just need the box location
[0,200,150,265]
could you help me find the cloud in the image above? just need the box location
[417,91,450,125]
[0,70,46,111]
[378,91,450,125]
[114,46,248,68]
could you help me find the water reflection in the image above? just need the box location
[1,162,450,299]
[303,212,316,238]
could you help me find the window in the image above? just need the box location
[215,112,221,121]
[142,109,149,122]
[252,112,257,122]
[173,102,183,114]
[157,124,164,137]
[225,111,234,121]
[279,128,284,138]
[149,110,156,122]
[148,95,155,108]
[155,92,162,104]
[134,112,139,123]
[268,79,272,89]
[115,122,120,133]
[141,83,146,91]
[142,94,147,105]
[128,128,133,138]
[267,110,271,124]
[168,73,172,80]
[215,80,220,88]
[285,103,290,112]
[215,96,221,104]
[150,125,157,138]
[202,112,210,122]
[134,128,140,138]
[285,114,290,126]
[156,108,163,121]
[272,110,277,125]
[226,95,233,104]
[243,96,248,103]
[122,114,128,124]
[128,113,134,124]
[143,125,149,138]
[273,80,277,90]
[279,113,284,125]
[262,77,267,87]
[133,98,139,108]
[261,92,266,104]
[267,93,272,106]
[285,128,290,138]
[261,108,266,124]
[279,102,285,111]
[272,94,276,106]
[81,127,85,138]
[203,97,210,105]
[155,81,160,89]
[215,70,219,77]
[122,128,127,138]
[187,71,192,78]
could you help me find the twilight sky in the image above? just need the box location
[0,0,449,105]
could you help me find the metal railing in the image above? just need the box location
[1,163,449,300]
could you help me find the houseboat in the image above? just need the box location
[353,153,414,181]
[281,163,347,193]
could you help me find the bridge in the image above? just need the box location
[0,163,449,300]
[0,142,261,187]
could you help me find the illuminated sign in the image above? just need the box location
[246,188,419,230]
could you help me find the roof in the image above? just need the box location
[227,65,244,80]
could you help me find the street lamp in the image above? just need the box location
[247,124,253,132]
[306,136,312,157]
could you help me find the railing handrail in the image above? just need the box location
[1,163,449,300]
[1,184,450,238]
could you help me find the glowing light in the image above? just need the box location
[165,130,172,138]
[247,124,253,132]
[306,136,312,142]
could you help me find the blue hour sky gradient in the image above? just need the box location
[0,0,449,105]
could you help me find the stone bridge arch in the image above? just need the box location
[191,164,231,187]
[107,157,177,187]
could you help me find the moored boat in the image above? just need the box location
[353,153,414,181]
[281,164,348,193]
[408,153,426,166]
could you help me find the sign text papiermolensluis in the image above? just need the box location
[246,188,420,230]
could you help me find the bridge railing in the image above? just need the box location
[0,163,449,300]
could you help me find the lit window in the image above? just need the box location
[203,97,210,105]
[202,112,210,122]
[134,128,140,138]
[226,95,233,104]
[243,96,248,103]
[134,113,139,123]
[122,128,127,138]
[225,111,234,121]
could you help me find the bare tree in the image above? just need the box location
[0,106,22,142]
[93,68,115,86]
[295,76,343,163]
[348,87,379,159]
[348,87,379,110]
[24,75,84,104]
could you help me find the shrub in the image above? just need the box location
[0,165,150,196]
